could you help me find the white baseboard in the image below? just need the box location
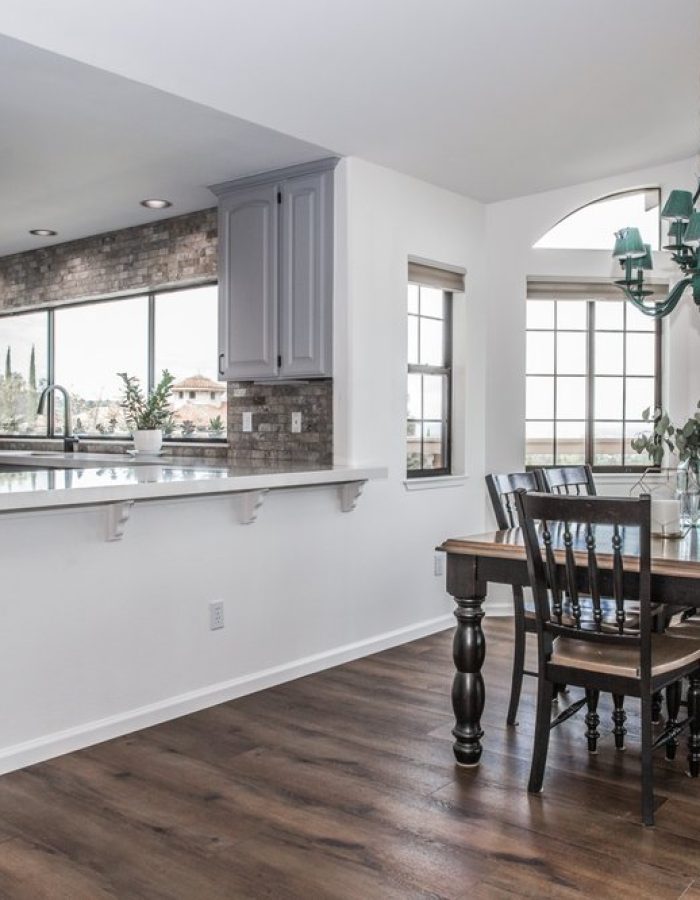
[0,612,454,776]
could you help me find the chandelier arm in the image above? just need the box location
[617,277,692,318]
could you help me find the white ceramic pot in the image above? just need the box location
[132,429,163,455]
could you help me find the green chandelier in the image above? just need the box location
[613,184,700,318]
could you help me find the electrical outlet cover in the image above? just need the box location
[209,600,224,630]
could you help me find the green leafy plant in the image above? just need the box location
[180,419,196,436]
[631,402,700,467]
[117,370,175,431]
[630,406,675,466]
[673,405,700,466]
[208,415,224,437]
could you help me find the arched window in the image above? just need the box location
[533,188,660,251]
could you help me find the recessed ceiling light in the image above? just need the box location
[140,198,172,209]
[29,228,57,237]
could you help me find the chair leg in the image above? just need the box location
[651,690,663,725]
[507,587,526,726]
[665,681,682,761]
[641,692,655,826]
[585,688,600,754]
[552,682,567,700]
[688,670,700,778]
[612,694,626,751]
[528,673,552,794]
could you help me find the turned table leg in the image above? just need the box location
[688,671,700,778]
[448,555,487,767]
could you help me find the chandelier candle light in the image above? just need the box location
[613,184,700,318]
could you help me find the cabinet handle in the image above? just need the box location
[218,353,225,376]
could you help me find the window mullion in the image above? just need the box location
[586,301,595,467]
[148,294,156,395]
[552,303,558,463]
[47,309,55,438]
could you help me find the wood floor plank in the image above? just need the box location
[0,619,695,897]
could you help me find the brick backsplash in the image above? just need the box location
[0,209,334,466]
[0,208,217,310]
[227,380,333,466]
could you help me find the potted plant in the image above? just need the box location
[630,407,675,467]
[208,414,225,438]
[632,404,700,526]
[118,370,175,454]
[631,404,700,475]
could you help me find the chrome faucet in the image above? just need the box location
[37,384,79,453]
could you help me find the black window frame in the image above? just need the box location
[0,279,226,444]
[407,284,453,478]
[525,298,662,473]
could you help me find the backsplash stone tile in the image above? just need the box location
[0,209,217,310]
[227,380,333,466]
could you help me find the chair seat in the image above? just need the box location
[667,616,700,639]
[551,633,700,679]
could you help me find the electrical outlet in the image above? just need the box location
[242,411,253,433]
[434,552,445,577]
[291,411,302,433]
[209,600,224,630]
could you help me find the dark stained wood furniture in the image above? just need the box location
[486,466,626,728]
[514,489,700,825]
[439,519,700,813]
[485,472,540,724]
[536,463,597,495]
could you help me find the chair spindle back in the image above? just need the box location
[514,491,652,656]
[486,472,540,529]
[536,464,596,497]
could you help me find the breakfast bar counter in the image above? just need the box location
[0,457,386,536]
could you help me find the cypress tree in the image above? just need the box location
[29,345,36,390]
[4,347,11,381]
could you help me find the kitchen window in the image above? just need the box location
[407,260,465,477]
[0,282,226,441]
[525,295,662,471]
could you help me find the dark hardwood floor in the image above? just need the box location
[0,619,698,898]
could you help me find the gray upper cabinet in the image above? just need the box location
[211,158,337,382]
[217,182,278,380]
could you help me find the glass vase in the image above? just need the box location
[676,458,700,526]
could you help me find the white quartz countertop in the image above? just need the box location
[0,460,387,513]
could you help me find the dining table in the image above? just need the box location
[438,524,700,768]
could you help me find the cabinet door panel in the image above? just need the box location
[218,184,278,380]
[279,170,332,377]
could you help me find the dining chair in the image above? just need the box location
[536,464,596,496]
[487,470,631,730]
[485,472,540,725]
[538,464,671,723]
[514,489,700,825]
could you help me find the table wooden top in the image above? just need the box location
[439,525,700,579]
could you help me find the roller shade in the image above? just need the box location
[408,260,465,293]
[527,276,670,301]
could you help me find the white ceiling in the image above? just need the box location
[0,35,330,256]
[0,0,697,209]
[0,1,698,259]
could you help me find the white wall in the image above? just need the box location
[0,158,489,772]
[484,155,699,481]
[9,152,696,772]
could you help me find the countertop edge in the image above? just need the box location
[0,466,388,514]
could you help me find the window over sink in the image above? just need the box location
[0,283,226,442]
